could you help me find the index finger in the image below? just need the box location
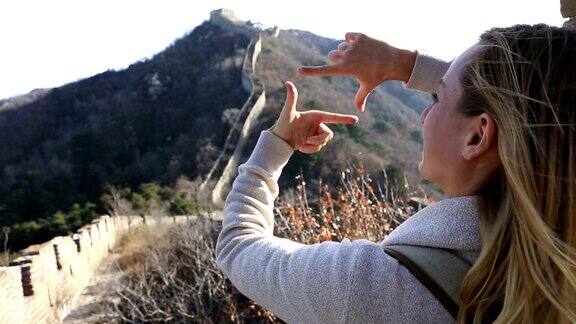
[306,110,359,125]
[297,63,347,77]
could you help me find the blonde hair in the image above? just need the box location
[456,24,576,323]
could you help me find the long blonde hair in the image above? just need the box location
[456,24,576,323]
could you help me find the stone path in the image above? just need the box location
[62,252,123,323]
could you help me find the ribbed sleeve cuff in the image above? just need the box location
[403,51,451,94]
[244,130,295,181]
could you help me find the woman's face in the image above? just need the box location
[418,44,497,196]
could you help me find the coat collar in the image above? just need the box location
[383,195,482,253]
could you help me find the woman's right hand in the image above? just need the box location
[269,81,358,154]
[297,33,417,112]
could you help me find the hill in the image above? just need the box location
[0,9,437,250]
[253,28,434,190]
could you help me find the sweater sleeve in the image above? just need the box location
[215,130,455,323]
[403,51,451,94]
[214,130,354,322]
[215,131,382,322]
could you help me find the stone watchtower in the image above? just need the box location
[209,9,259,39]
[210,9,240,23]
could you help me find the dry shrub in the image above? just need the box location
[102,216,282,323]
[1,226,15,266]
[0,252,10,267]
[274,164,433,244]
[114,225,170,275]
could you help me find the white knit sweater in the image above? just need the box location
[214,55,484,323]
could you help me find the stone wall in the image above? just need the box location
[0,214,209,323]
[199,9,280,207]
[198,32,267,207]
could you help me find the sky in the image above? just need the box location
[0,0,565,99]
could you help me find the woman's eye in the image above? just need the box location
[431,93,439,103]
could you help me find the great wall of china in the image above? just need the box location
[0,9,276,323]
[199,9,276,207]
[0,214,217,323]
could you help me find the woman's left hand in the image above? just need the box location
[269,81,359,154]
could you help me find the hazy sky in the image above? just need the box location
[0,0,565,99]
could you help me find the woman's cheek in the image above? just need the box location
[420,111,439,179]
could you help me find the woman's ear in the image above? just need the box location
[462,113,498,160]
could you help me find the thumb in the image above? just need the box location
[280,81,298,119]
[355,84,374,112]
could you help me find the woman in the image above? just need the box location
[215,24,576,323]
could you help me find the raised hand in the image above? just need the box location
[298,33,416,112]
[269,81,358,154]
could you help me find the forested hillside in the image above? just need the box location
[0,15,436,251]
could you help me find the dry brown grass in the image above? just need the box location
[0,252,10,267]
[274,164,433,245]
[0,226,18,267]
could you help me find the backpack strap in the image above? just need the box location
[383,244,473,319]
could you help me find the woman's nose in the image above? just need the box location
[420,104,432,125]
